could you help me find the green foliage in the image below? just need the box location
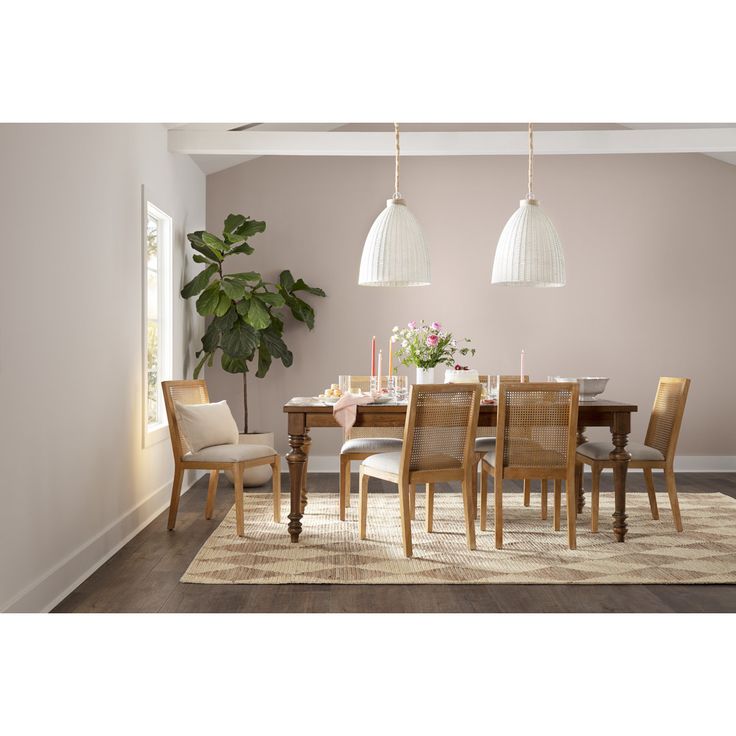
[181,214,326,393]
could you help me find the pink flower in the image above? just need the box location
[426,334,439,347]
[407,320,417,330]
[430,321,442,331]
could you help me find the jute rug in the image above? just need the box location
[181,492,736,584]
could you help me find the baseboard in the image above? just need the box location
[1,470,204,613]
[304,455,736,474]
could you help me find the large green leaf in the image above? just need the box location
[245,296,271,330]
[221,353,247,374]
[223,214,246,235]
[196,282,221,316]
[201,323,220,353]
[193,352,210,379]
[257,291,285,307]
[279,270,295,292]
[261,329,293,367]
[228,271,261,283]
[233,218,266,240]
[292,278,326,297]
[188,231,223,262]
[180,264,217,299]
[286,294,315,329]
[192,254,214,265]
[230,241,255,256]
[214,292,232,317]
[221,322,259,358]
[220,278,246,300]
[256,342,273,378]
[212,306,238,332]
[202,232,226,252]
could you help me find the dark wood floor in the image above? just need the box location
[53,471,736,613]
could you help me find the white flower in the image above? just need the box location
[392,325,399,332]
[402,339,409,347]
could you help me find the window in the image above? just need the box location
[143,197,173,446]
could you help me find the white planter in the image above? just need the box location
[415,366,436,384]
[224,432,275,488]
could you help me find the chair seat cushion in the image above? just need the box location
[362,451,402,475]
[577,441,664,462]
[475,437,497,453]
[184,443,276,464]
[341,437,403,454]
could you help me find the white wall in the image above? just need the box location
[0,124,206,612]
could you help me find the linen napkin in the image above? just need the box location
[333,392,375,430]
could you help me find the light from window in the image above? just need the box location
[144,201,173,438]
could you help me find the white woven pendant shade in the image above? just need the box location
[491,199,566,287]
[359,198,431,286]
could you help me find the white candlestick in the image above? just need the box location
[520,349,525,381]
[377,349,383,390]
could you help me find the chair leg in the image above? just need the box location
[462,472,477,551]
[591,464,601,533]
[358,467,369,540]
[271,456,281,523]
[398,480,413,557]
[523,479,531,507]
[553,479,561,532]
[541,479,548,520]
[167,465,184,531]
[409,483,416,521]
[494,473,504,549]
[426,483,435,532]
[471,459,479,520]
[205,470,219,520]
[480,465,489,531]
[565,476,577,550]
[233,464,244,537]
[665,467,684,532]
[339,455,350,521]
[644,467,659,520]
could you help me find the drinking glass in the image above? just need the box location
[391,375,408,402]
[486,375,499,400]
[339,375,351,394]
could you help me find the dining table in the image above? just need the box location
[282,397,638,544]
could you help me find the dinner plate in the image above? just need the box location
[370,394,393,404]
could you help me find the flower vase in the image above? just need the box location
[416,366,435,384]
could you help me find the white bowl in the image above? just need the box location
[554,376,609,400]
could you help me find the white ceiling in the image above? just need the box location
[167,123,736,175]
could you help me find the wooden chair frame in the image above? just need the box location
[481,382,580,550]
[577,377,690,533]
[161,380,281,536]
[358,383,481,557]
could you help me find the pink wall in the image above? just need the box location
[204,151,736,460]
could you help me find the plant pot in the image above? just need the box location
[415,367,436,384]
[224,432,275,488]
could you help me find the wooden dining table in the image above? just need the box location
[283,397,638,544]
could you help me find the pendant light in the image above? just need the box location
[358,123,431,286]
[491,123,566,287]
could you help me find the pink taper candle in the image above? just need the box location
[388,338,393,376]
[371,336,376,377]
[377,349,383,388]
[520,349,525,381]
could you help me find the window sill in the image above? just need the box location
[144,422,169,449]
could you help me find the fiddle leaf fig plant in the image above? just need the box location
[181,213,326,433]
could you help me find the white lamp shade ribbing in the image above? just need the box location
[359,199,431,287]
[491,199,566,287]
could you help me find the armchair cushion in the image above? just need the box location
[175,400,239,452]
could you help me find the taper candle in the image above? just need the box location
[377,349,383,388]
[520,348,525,381]
[388,338,393,376]
[371,336,376,377]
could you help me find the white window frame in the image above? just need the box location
[142,190,173,448]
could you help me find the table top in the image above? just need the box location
[284,398,638,413]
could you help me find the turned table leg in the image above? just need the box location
[575,426,587,514]
[287,424,308,543]
[610,414,631,542]
[301,430,312,513]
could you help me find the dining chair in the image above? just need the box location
[576,377,690,533]
[480,382,580,549]
[358,383,481,557]
[473,375,533,515]
[161,380,281,537]
[339,375,403,521]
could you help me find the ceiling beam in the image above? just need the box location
[168,127,736,157]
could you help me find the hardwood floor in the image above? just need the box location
[53,472,736,613]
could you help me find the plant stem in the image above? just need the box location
[243,371,248,434]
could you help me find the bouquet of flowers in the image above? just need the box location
[392,320,475,369]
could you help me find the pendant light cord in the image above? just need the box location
[393,122,401,199]
[527,122,534,200]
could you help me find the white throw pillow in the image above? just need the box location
[175,400,239,453]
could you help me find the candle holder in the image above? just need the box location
[391,375,408,402]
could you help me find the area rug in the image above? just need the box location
[181,492,736,584]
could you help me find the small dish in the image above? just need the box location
[370,393,393,404]
[553,377,609,400]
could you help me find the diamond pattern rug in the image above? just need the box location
[181,492,736,584]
